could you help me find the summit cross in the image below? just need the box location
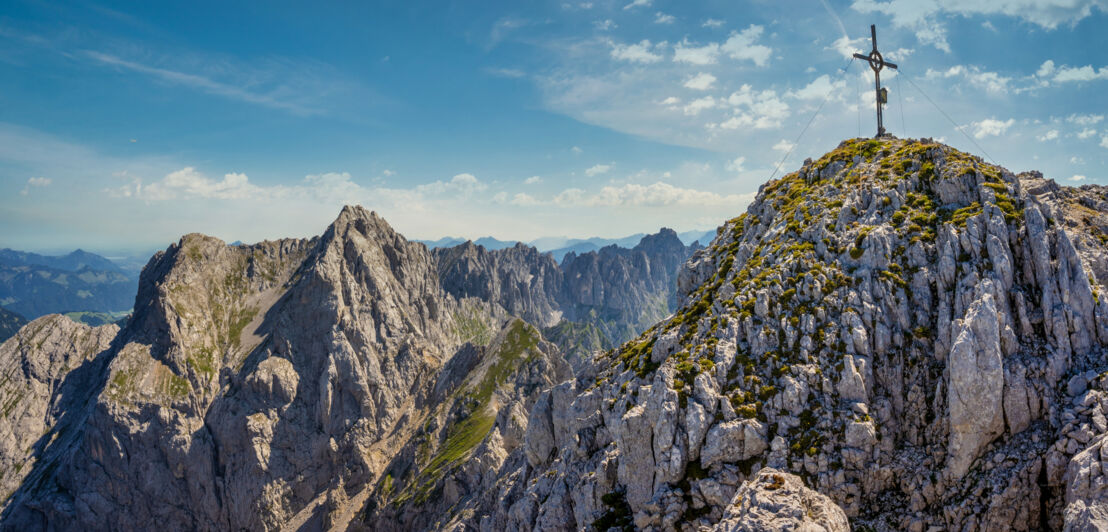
[853,25,898,138]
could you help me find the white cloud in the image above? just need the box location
[683,96,717,116]
[851,0,1108,52]
[554,181,755,207]
[1070,174,1088,181]
[486,67,526,78]
[654,12,675,24]
[830,36,867,58]
[1102,136,1108,149]
[623,0,650,9]
[524,175,543,184]
[684,72,717,90]
[1037,129,1059,141]
[925,65,1010,94]
[1071,156,1086,164]
[1037,60,1056,78]
[494,192,542,206]
[585,164,612,176]
[720,25,772,67]
[717,85,790,129]
[416,173,487,196]
[1069,114,1105,126]
[138,167,261,200]
[673,41,721,65]
[571,146,583,154]
[773,139,796,152]
[83,51,327,116]
[973,118,1015,139]
[19,176,52,196]
[1052,64,1108,83]
[595,19,616,30]
[659,96,681,107]
[382,169,395,177]
[554,188,585,205]
[610,39,665,63]
[702,18,725,28]
[788,74,845,100]
[726,157,746,172]
[1077,128,1097,139]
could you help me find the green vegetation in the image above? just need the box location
[948,202,982,227]
[398,320,541,506]
[63,310,130,327]
[593,490,634,531]
[453,306,493,346]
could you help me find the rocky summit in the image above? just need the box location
[2,137,1108,531]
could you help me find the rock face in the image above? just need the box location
[439,138,1108,531]
[0,205,661,531]
[0,315,118,502]
[561,228,694,343]
[715,468,849,532]
[4,138,1108,531]
[436,228,697,349]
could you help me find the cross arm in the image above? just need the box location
[852,53,869,61]
[884,61,898,69]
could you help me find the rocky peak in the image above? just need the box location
[448,137,1108,531]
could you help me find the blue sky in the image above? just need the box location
[2,0,1107,254]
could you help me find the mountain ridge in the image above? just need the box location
[3,137,1108,530]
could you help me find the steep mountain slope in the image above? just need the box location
[0,248,138,319]
[0,308,26,343]
[435,228,698,362]
[440,137,1108,531]
[0,315,118,502]
[560,228,694,344]
[0,207,588,531]
[359,319,571,531]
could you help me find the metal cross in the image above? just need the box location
[853,25,898,138]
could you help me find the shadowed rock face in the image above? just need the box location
[0,206,592,531]
[0,315,117,503]
[434,227,699,349]
[0,206,473,530]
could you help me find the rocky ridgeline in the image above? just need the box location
[437,137,1108,531]
[3,137,1108,531]
[0,205,691,530]
[435,227,696,351]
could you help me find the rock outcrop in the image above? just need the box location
[715,468,849,532]
[0,315,117,502]
[4,137,1108,531]
[0,206,614,531]
[436,227,698,350]
[440,137,1108,531]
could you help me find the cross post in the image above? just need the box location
[853,25,898,138]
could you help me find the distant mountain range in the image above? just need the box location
[0,248,139,319]
[418,228,716,262]
[0,307,25,343]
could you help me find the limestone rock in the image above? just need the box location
[715,468,849,532]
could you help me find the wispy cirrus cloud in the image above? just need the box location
[0,25,361,117]
[83,51,327,116]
